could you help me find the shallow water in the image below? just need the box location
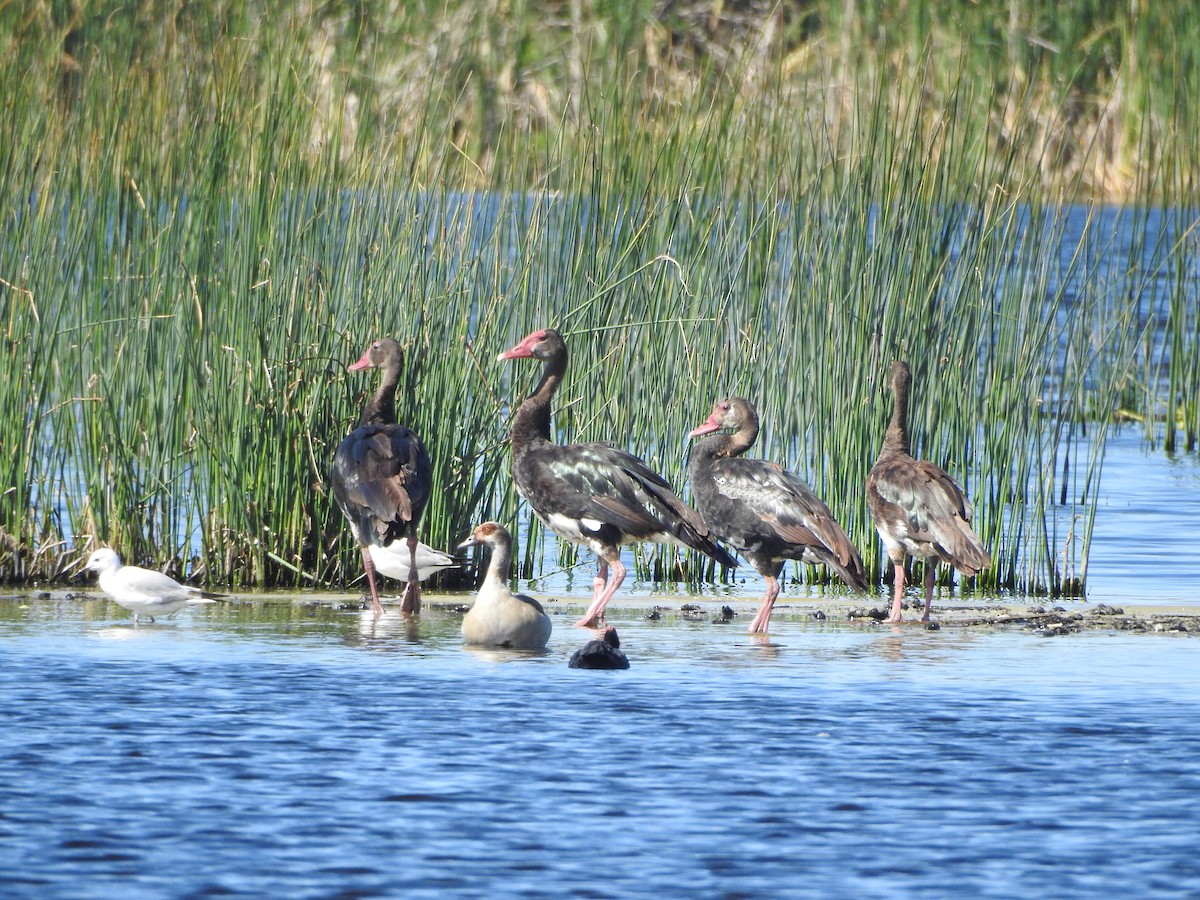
[1085,429,1200,605]
[2,591,1198,898]
[5,430,1200,897]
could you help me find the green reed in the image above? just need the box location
[1,3,1197,597]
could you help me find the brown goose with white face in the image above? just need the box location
[688,397,867,634]
[866,360,990,622]
[499,327,737,628]
[332,338,432,616]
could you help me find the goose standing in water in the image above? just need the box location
[458,522,552,650]
[84,548,223,624]
[498,328,737,628]
[332,338,432,616]
[569,626,630,669]
[688,397,867,634]
[866,360,990,622]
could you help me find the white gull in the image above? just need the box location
[85,548,223,624]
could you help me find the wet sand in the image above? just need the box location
[13,586,1192,636]
[378,586,1200,635]
[514,595,1200,635]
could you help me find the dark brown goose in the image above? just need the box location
[332,338,432,616]
[499,328,737,628]
[866,360,990,622]
[688,397,867,634]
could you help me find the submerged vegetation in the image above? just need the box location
[1,2,1198,594]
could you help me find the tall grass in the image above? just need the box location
[0,2,1197,596]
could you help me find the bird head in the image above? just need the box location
[84,548,122,574]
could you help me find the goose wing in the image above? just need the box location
[333,423,432,545]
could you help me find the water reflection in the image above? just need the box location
[347,606,424,647]
[0,443,1193,900]
[459,644,553,663]
[0,593,1198,898]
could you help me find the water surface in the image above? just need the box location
[1,592,1197,898]
[5,425,1200,897]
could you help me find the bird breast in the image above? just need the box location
[462,582,550,649]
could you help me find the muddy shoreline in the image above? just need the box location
[6,587,1196,636]
[610,597,1200,636]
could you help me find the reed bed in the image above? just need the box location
[1,3,1198,597]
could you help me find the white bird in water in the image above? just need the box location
[84,548,225,624]
[366,540,463,585]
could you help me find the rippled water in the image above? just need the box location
[4,434,1200,897]
[1085,430,1200,605]
[2,587,1199,899]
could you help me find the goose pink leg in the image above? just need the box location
[576,558,626,628]
[886,558,907,623]
[361,547,385,616]
[592,563,608,605]
[921,562,936,623]
[401,534,422,615]
[748,574,781,634]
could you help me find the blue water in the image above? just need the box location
[1085,429,1200,605]
[1,593,1198,898]
[4,427,1200,898]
